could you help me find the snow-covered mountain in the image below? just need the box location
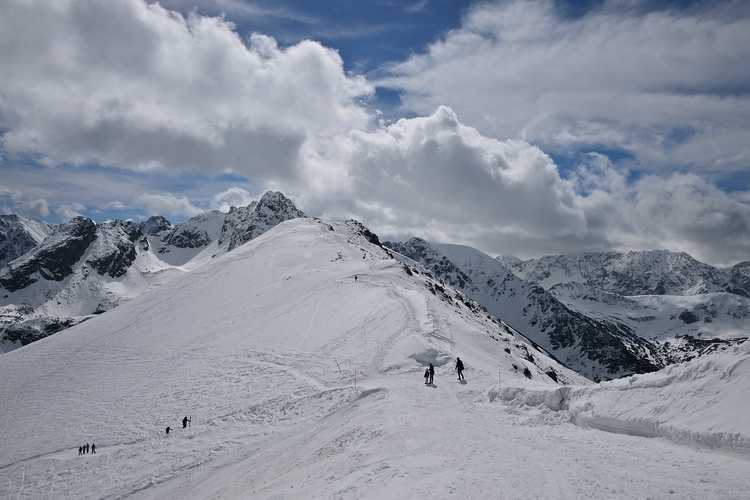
[498,250,750,297]
[0,191,305,351]
[549,282,749,364]
[386,239,659,381]
[0,214,54,269]
[1,216,748,499]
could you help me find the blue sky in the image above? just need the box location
[1,0,749,266]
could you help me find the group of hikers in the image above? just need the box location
[75,358,462,455]
[77,443,95,455]
[76,416,191,455]
[424,357,465,385]
[166,416,191,434]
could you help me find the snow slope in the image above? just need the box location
[551,283,750,343]
[1,218,748,499]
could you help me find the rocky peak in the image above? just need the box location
[0,214,55,270]
[0,217,97,292]
[139,216,172,235]
[220,191,307,252]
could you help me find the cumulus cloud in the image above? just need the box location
[1,0,747,267]
[382,0,750,180]
[20,198,50,218]
[0,0,372,177]
[288,107,750,267]
[210,186,253,212]
[134,193,202,217]
[56,203,86,221]
[0,186,49,217]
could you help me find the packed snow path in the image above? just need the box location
[3,369,749,499]
[1,219,748,499]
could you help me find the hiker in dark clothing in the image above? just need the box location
[428,363,434,384]
[182,416,191,428]
[85,443,89,454]
[91,443,96,454]
[424,368,430,384]
[456,357,465,380]
[166,426,171,434]
[78,446,83,455]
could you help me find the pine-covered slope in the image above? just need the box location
[0,192,306,351]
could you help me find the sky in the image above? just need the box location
[1,0,749,267]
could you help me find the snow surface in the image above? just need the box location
[551,284,750,342]
[1,218,748,499]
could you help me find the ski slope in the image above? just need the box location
[1,218,748,499]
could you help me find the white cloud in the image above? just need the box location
[0,186,50,217]
[56,202,86,221]
[382,0,750,179]
[0,186,23,204]
[287,107,750,267]
[210,186,253,212]
[0,0,372,177]
[19,198,50,218]
[134,193,202,217]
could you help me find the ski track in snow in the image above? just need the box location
[1,219,749,499]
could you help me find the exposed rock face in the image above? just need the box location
[0,215,55,270]
[0,217,97,292]
[139,216,172,236]
[728,260,750,297]
[87,221,143,278]
[219,191,307,252]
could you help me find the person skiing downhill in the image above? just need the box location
[428,363,434,384]
[456,357,465,380]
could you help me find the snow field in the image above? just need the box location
[1,219,749,499]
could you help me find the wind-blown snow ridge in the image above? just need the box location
[491,338,750,455]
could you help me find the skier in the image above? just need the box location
[166,426,171,434]
[91,443,96,454]
[456,357,465,380]
[428,363,434,385]
[182,416,191,428]
[424,368,430,385]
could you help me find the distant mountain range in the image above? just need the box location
[388,241,748,380]
[2,192,747,381]
[497,251,750,297]
[0,191,304,350]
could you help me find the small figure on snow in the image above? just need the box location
[85,443,89,454]
[182,416,191,428]
[78,446,83,455]
[166,426,171,434]
[354,275,358,282]
[91,443,96,454]
[428,363,434,385]
[456,357,465,380]
[424,368,430,385]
